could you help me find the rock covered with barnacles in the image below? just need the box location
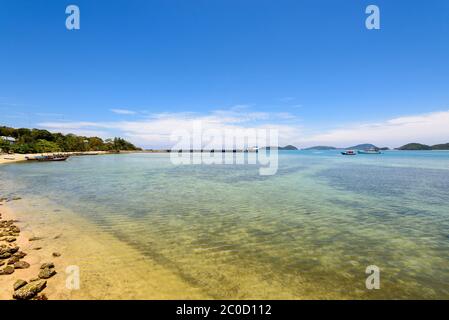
[13,280,47,300]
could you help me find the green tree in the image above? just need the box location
[12,143,34,154]
[31,129,54,141]
[33,139,61,153]
[87,137,105,151]
[0,125,140,153]
[0,138,11,153]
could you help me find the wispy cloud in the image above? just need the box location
[38,108,449,149]
[39,108,302,148]
[110,108,137,115]
[299,110,449,148]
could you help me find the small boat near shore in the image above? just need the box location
[26,154,70,162]
[341,150,356,155]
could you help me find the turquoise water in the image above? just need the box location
[1,151,449,299]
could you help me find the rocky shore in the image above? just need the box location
[0,193,211,299]
[0,197,59,300]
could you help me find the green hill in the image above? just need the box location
[397,143,432,150]
[431,143,449,150]
[280,145,298,150]
[347,143,378,150]
[261,145,298,150]
[303,146,336,150]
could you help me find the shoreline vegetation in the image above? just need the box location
[0,125,143,165]
[0,126,140,154]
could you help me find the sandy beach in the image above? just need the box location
[0,151,170,166]
[0,203,62,300]
[0,151,113,165]
[0,195,209,300]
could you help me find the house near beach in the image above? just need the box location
[0,136,16,144]
[0,136,16,153]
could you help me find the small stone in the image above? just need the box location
[32,247,42,251]
[14,261,30,269]
[13,280,47,300]
[7,256,19,265]
[6,246,19,254]
[0,260,5,266]
[28,236,42,241]
[13,251,27,259]
[38,267,56,279]
[52,252,61,257]
[9,226,20,233]
[12,197,22,201]
[5,237,16,242]
[13,279,27,291]
[40,262,55,269]
[0,252,11,259]
[0,265,14,275]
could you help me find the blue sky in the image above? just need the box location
[1,0,448,148]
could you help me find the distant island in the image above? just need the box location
[279,145,298,150]
[303,144,390,151]
[261,145,298,150]
[0,126,140,154]
[347,143,378,150]
[396,143,449,150]
[303,142,449,151]
[302,146,336,150]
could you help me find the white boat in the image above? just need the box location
[341,150,356,155]
[358,148,381,154]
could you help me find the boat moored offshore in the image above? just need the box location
[357,148,382,154]
[341,150,357,155]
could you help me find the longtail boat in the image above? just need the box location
[27,155,70,162]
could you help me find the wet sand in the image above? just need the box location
[0,197,209,299]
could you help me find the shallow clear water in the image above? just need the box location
[1,151,449,299]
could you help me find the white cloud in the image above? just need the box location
[39,121,109,129]
[39,109,302,148]
[110,108,136,115]
[299,110,449,148]
[39,109,449,149]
